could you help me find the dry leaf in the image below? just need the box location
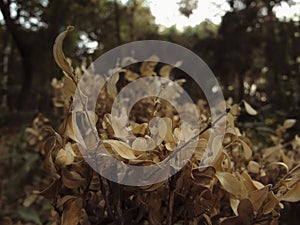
[159,65,173,78]
[279,182,300,202]
[237,199,253,224]
[215,172,242,197]
[107,72,119,98]
[53,26,75,79]
[262,191,280,214]
[56,142,75,167]
[61,197,82,225]
[132,137,148,150]
[249,185,270,211]
[62,168,86,189]
[247,161,260,174]
[283,119,296,129]
[125,70,140,81]
[240,139,252,160]
[129,122,148,135]
[140,55,159,76]
[243,100,257,116]
[103,140,137,159]
[34,179,61,200]
[230,198,240,216]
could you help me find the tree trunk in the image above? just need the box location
[129,0,137,41]
[17,54,33,110]
[0,0,33,110]
[1,33,10,109]
[114,0,122,45]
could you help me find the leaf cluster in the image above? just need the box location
[22,27,300,225]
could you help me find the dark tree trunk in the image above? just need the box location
[129,0,137,41]
[18,54,33,110]
[238,73,244,102]
[0,0,33,110]
[0,0,72,111]
[114,0,122,45]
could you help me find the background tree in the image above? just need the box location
[0,0,157,110]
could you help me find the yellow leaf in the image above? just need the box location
[230,104,240,117]
[66,111,98,148]
[243,100,257,116]
[159,65,173,78]
[23,194,38,207]
[215,172,242,196]
[240,139,252,160]
[140,55,159,76]
[283,119,296,129]
[62,76,76,101]
[103,140,137,160]
[279,182,300,202]
[55,142,75,167]
[262,191,280,214]
[130,122,148,135]
[107,72,119,98]
[125,70,140,81]
[247,161,260,174]
[53,26,75,79]
[162,117,174,142]
[230,198,240,216]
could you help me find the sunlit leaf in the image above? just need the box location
[55,142,75,167]
[53,26,75,79]
[240,139,252,160]
[159,65,173,78]
[247,161,260,174]
[283,119,296,129]
[243,100,257,116]
[279,182,300,202]
[103,140,137,159]
[107,72,119,98]
[215,172,241,196]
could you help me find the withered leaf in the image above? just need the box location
[57,195,78,209]
[125,70,140,81]
[243,100,257,116]
[192,166,215,186]
[34,179,61,200]
[262,191,280,214]
[159,65,173,78]
[247,160,260,174]
[237,199,253,224]
[53,26,75,79]
[215,172,242,197]
[44,150,60,179]
[240,139,252,160]
[249,185,270,212]
[283,119,296,129]
[61,197,82,225]
[55,142,75,167]
[279,182,300,202]
[148,192,161,225]
[140,55,159,76]
[61,168,86,189]
[222,199,253,225]
[107,72,119,98]
[103,140,137,159]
